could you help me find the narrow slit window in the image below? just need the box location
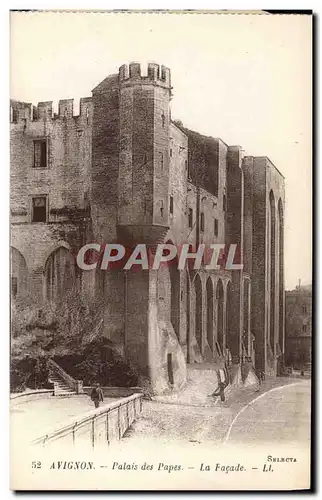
[34,140,47,168]
[200,212,205,232]
[10,106,18,123]
[160,199,164,218]
[160,152,164,173]
[11,277,18,298]
[170,196,174,215]
[214,218,218,236]
[188,208,193,228]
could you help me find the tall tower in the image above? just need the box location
[90,62,176,387]
[117,62,172,245]
[115,63,175,386]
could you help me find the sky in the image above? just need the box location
[10,11,312,290]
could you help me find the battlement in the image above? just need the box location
[10,97,93,123]
[119,62,171,88]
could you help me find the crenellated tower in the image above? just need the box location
[117,62,172,245]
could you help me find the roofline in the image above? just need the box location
[171,120,229,148]
[256,156,285,180]
[170,121,188,140]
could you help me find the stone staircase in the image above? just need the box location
[48,370,77,396]
[48,359,83,397]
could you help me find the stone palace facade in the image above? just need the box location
[10,62,285,393]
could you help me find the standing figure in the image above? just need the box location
[210,368,227,402]
[91,383,104,409]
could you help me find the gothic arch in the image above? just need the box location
[269,190,276,351]
[44,245,75,302]
[206,276,214,352]
[194,273,203,352]
[243,278,251,355]
[43,241,72,268]
[278,198,284,353]
[226,280,233,357]
[11,247,29,299]
[166,239,180,340]
[186,270,191,362]
[216,278,224,352]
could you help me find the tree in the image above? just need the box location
[10,289,138,391]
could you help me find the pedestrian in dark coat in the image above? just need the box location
[210,369,227,402]
[91,383,104,408]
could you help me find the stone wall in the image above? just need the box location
[10,62,286,392]
[251,157,285,375]
[91,75,119,242]
[168,123,188,242]
[10,98,93,305]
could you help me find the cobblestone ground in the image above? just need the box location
[226,380,311,445]
[123,377,309,447]
[10,376,310,448]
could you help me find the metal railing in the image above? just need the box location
[33,393,143,449]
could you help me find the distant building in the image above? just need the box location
[285,283,312,370]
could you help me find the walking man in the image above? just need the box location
[91,383,104,409]
[210,368,227,402]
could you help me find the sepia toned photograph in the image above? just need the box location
[9,10,312,491]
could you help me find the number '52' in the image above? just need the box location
[31,461,41,469]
